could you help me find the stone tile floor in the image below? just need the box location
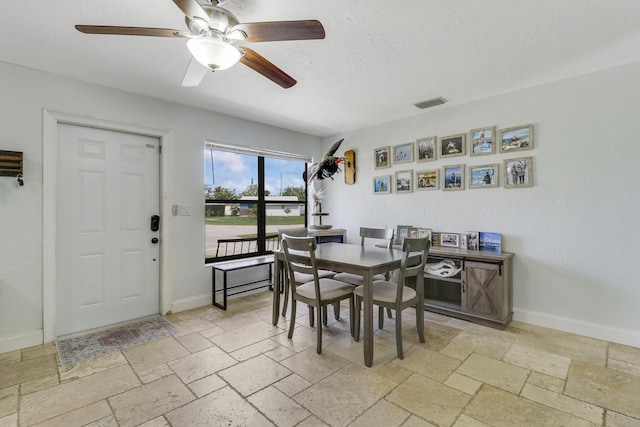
[1,290,639,426]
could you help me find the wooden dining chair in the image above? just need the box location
[353,237,430,359]
[333,227,395,321]
[281,235,355,353]
[278,228,337,326]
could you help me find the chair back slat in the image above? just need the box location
[395,237,431,301]
[359,227,394,248]
[278,227,308,248]
[281,235,322,297]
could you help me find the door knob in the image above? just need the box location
[151,237,159,244]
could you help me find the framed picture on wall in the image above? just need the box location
[440,133,466,158]
[431,232,440,247]
[373,175,391,194]
[504,156,533,188]
[499,124,534,153]
[442,164,465,191]
[470,126,496,156]
[415,169,439,190]
[416,136,437,162]
[393,142,414,164]
[469,163,499,188]
[374,146,390,169]
[395,169,413,193]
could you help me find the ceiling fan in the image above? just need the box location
[75,0,325,88]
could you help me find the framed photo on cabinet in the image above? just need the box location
[499,124,534,153]
[504,157,533,188]
[393,142,414,164]
[479,232,502,253]
[470,126,496,156]
[440,133,466,158]
[415,169,439,190]
[469,163,499,189]
[396,225,413,244]
[373,175,391,194]
[442,164,465,191]
[440,232,460,248]
[465,231,480,250]
[416,227,432,241]
[416,136,437,162]
[374,146,390,169]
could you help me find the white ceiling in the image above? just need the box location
[2,1,640,137]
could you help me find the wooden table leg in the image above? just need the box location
[363,271,373,367]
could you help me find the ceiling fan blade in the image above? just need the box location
[75,25,189,38]
[172,0,210,23]
[232,20,325,42]
[239,47,296,89]
[181,57,209,87]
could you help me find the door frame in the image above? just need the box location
[43,110,173,343]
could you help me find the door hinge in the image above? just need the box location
[159,145,162,154]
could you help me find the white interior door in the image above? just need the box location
[56,124,160,336]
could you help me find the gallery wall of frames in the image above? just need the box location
[372,124,534,194]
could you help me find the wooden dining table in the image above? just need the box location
[272,242,409,367]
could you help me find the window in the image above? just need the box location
[205,142,310,262]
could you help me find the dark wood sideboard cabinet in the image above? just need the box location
[422,247,514,329]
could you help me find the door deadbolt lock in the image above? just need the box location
[150,215,160,232]
[151,237,159,244]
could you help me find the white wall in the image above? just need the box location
[0,61,322,352]
[322,61,640,347]
[2,58,639,352]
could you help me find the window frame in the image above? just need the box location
[205,141,310,263]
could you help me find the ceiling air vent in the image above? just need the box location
[414,97,447,109]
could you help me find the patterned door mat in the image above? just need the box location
[56,316,180,366]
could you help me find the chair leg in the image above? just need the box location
[309,306,314,327]
[333,302,340,320]
[349,296,355,336]
[378,306,384,329]
[288,299,297,339]
[316,305,323,354]
[386,308,393,319]
[416,302,425,343]
[322,306,328,326]
[395,309,403,359]
[354,296,361,341]
[281,277,290,317]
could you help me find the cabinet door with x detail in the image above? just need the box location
[462,261,504,320]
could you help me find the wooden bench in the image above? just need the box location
[211,255,274,310]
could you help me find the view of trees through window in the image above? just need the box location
[205,145,308,262]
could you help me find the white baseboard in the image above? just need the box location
[514,308,640,348]
[171,285,270,314]
[171,294,213,314]
[0,330,43,353]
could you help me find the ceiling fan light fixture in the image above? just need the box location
[187,37,241,70]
